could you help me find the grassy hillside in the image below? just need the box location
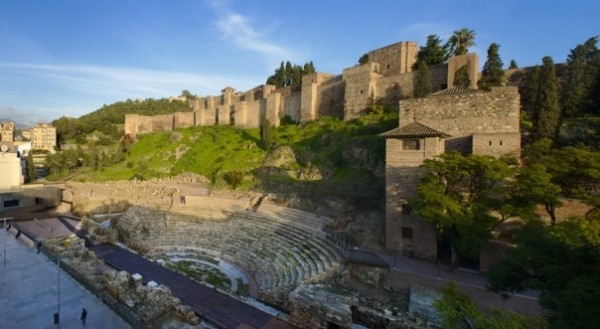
[75,105,399,201]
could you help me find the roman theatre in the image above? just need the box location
[67,174,345,307]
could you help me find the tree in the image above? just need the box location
[358,53,369,65]
[410,152,515,261]
[26,155,35,182]
[540,146,600,211]
[266,61,317,88]
[413,61,432,97]
[523,66,541,117]
[260,116,273,151]
[180,89,195,100]
[478,43,505,91]
[52,116,80,147]
[512,164,561,223]
[223,170,244,190]
[488,216,600,329]
[453,64,471,88]
[561,36,600,117]
[435,283,548,329]
[447,28,476,57]
[531,57,561,141]
[413,34,449,69]
[509,59,518,69]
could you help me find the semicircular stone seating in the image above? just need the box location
[141,198,344,293]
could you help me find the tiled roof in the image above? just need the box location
[379,121,451,138]
[429,86,479,96]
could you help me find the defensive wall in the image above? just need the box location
[125,41,476,136]
[382,86,521,265]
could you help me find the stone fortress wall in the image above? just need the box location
[383,86,521,262]
[125,41,472,136]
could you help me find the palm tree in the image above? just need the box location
[447,28,476,56]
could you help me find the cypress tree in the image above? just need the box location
[478,43,504,91]
[414,61,432,97]
[453,64,471,88]
[532,57,561,141]
[413,34,448,69]
[561,36,600,117]
[26,155,35,182]
[260,116,272,151]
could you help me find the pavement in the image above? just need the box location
[0,227,130,329]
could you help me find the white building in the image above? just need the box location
[0,144,23,189]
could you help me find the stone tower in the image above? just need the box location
[381,87,521,261]
[380,121,449,260]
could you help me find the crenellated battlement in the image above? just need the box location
[125,40,481,136]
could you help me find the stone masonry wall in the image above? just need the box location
[122,41,473,137]
[367,41,418,76]
[399,86,521,154]
[384,138,440,258]
[385,86,521,260]
[316,76,345,119]
[343,63,381,120]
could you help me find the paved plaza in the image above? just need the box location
[0,229,130,329]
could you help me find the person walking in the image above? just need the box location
[80,308,87,326]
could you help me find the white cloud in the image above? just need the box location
[208,0,295,65]
[398,22,455,44]
[0,62,257,98]
[216,13,288,60]
[0,62,262,122]
[0,105,54,126]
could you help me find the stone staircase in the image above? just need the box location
[137,204,344,295]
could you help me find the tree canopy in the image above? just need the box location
[531,57,561,141]
[478,43,505,91]
[453,64,471,88]
[435,283,548,329]
[488,216,600,329]
[266,61,315,88]
[410,151,517,260]
[561,36,600,117]
[413,61,432,97]
[447,28,477,57]
[52,98,191,146]
[413,34,449,69]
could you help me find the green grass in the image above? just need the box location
[75,106,398,201]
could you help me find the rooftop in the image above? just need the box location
[379,121,451,139]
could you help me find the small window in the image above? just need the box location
[402,227,413,239]
[4,200,19,208]
[500,141,503,146]
[387,64,390,69]
[402,204,413,215]
[402,139,421,150]
[489,141,492,146]
[35,197,42,205]
[360,90,364,95]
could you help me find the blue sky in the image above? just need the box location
[0,0,598,125]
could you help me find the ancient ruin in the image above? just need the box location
[124,44,479,136]
[381,86,521,264]
[15,38,536,328]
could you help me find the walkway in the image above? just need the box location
[373,251,543,316]
[0,228,130,329]
[92,243,296,329]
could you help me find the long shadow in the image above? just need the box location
[57,215,92,247]
[91,243,296,329]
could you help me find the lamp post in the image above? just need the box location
[3,217,13,266]
[55,254,62,328]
